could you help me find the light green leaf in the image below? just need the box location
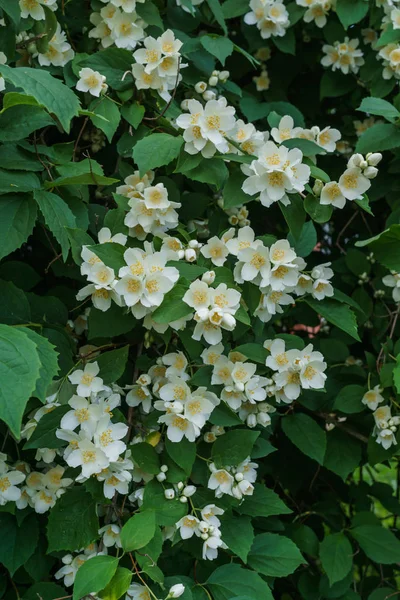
[20,328,59,403]
[351,525,400,564]
[212,429,259,467]
[221,0,248,18]
[282,413,327,464]
[223,168,252,209]
[131,442,160,475]
[0,324,41,437]
[0,65,80,133]
[121,103,145,129]
[73,556,118,600]
[304,194,333,223]
[121,511,156,551]
[89,97,121,143]
[47,487,99,552]
[355,225,400,271]
[356,123,400,154]
[357,97,400,122]
[248,533,303,577]
[45,159,119,188]
[0,193,37,260]
[100,568,133,600]
[206,0,228,34]
[151,284,192,324]
[23,405,69,450]
[0,0,20,25]
[220,515,254,563]
[0,169,40,194]
[233,343,268,364]
[34,190,76,260]
[206,563,273,600]
[305,298,360,341]
[133,134,183,176]
[320,533,353,586]
[200,35,234,65]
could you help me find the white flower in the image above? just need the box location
[60,395,102,436]
[321,38,364,75]
[236,242,271,284]
[159,413,200,442]
[66,438,109,478]
[271,115,296,143]
[316,126,341,152]
[76,68,108,97]
[245,0,290,40]
[201,236,229,266]
[19,0,45,20]
[55,554,87,587]
[68,362,105,397]
[176,515,201,539]
[162,352,189,379]
[112,11,145,49]
[37,24,74,67]
[253,69,270,92]
[320,181,347,209]
[208,469,234,497]
[376,428,397,450]
[93,417,128,462]
[383,271,400,303]
[373,405,392,430]
[201,343,225,366]
[201,504,224,526]
[99,524,122,548]
[230,362,257,392]
[0,470,25,505]
[183,280,211,310]
[362,385,385,411]
[202,533,226,560]
[338,167,371,201]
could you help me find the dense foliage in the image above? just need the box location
[1,0,400,599]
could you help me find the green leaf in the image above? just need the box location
[0,280,31,325]
[305,298,360,341]
[282,413,327,464]
[212,429,260,467]
[206,563,273,600]
[281,138,326,156]
[248,533,303,577]
[376,23,400,48]
[0,144,43,171]
[23,583,66,600]
[131,442,160,475]
[333,384,365,414]
[152,284,192,324]
[324,429,362,480]
[273,28,296,55]
[280,195,306,241]
[221,0,248,17]
[304,194,333,224]
[165,437,196,475]
[356,123,400,154]
[233,343,268,364]
[0,65,80,133]
[0,193,37,260]
[88,242,125,272]
[121,510,156,551]
[95,345,129,384]
[0,169,40,194]
[320,70,357,99]
[100,567,132,600]
[320,533,353,586]
[206,0,228,34]
[236,483,291,517]
[356,225,400,271]
[336,0,369,28]
[350,526,400,564]
[288,221,317,257]
[357,97,400,122]
[121,103,145,129]
[220,515,254,563]
[133,134,184,176]
[66,227,95,265]
[73,556,118,600]
[0,324,41,437]
[45,159,119,188]
[88,305,136,339]
[0,513,38,575]
[89,97,121,143]
[142,480,187,526]
[35,5,58,54]
[34,190,76,260]
[47,487,99,552]
[181,157,229,189]
[24,405,68,450]
[200,35,234,65]
[0,0,20,25]
[20,328,59,403]
[223,169,252,209]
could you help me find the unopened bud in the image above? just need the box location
[313,179,324,197]
[366,152,382,166]
[195,81,207,94]
[201,270,215,285]
[164,489,175,500]
[363,166,378,179]
[203,90,216,101]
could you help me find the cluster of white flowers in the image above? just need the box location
[176,504,227,560]
[317,152,382,210]
[19,0,57,20]
[373,405,400,449]
[78,235,181,325]
[378,42,400,81]
[128,583,185,600]
[36,24,74,67]
[116,171,181,239]
[382,271,400,302]
[241,140,311,208]
[208,457,258,499]
[321,38,364,75]
[55,363,134,498]
[205,345,276,427]
[132,30,185,101]
[244,0,290,39]
[55,544,101,587]
[0,453,26,506]
[89,1,147,50]
[183,276,241,344]
[264,338,327,403]
[16,466,72,514]
[296,0,335,28]
[270,115,341,153]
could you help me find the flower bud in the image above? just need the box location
[200,532,209,540]
[188,239,200,249]
[183,485,196,497]
[201,270,216,285]
[231,485,243,500]
[180,99,189,110]
[238,479,254,495]
[160,464,168,473]
[199,521,209,532]
[366,152,382,166]
[168,584,185,598]
[164,489,175,500]
[347,153,364,168]
[235,472,244,482]
[363,166,378,179]
[184,248,197,262]
[222,313,236,330]
[177,481,184,491]
[247,413,257,428]
[219,70,230,82]
[312,179,324,197]
[204,432,217,443]
[195,81,207,94]
[156,472,167,482]
[179,495,188,503]
[203,90,216,101]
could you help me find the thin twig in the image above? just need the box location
[336,210,358,254]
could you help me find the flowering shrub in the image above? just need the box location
[2,0,400,599]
